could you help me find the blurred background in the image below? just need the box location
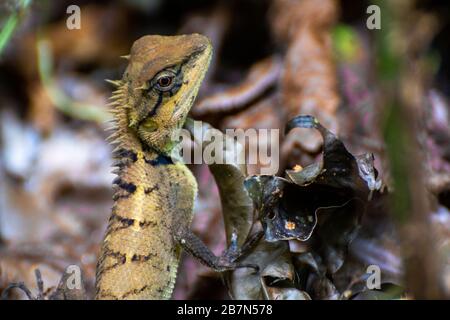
[0,0,449,299]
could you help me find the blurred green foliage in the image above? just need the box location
[0,0,31,56]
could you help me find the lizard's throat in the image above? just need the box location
[110,105,179,160]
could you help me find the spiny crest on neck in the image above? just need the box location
[105,79,129,142]
[104,79,140,174]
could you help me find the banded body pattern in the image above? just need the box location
[95,82,197,300]
[95,34,212,300]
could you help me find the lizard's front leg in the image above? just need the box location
[174,227,262,272]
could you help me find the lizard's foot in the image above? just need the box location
[175,228,262,273]
[218,230,263,273]
[1,269,45,300]
[215,256,259,273]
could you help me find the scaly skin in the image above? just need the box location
[95,34,212,299]
[0,34,258,301]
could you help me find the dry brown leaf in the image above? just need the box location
[271,0,340,159]
[194,56,282,116]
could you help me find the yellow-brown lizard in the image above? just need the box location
[95,34,256,300]
[0,34,257,301]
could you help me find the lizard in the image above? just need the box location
[94,33,257,300]
[0,33,258,301]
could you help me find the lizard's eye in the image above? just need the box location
[157,76,172,88]
[154,71,176,91]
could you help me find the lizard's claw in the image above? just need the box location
[214,256,259,273]
[217,230,263,273]
[234,263,260,273]
[176,228,262,274]
[220,231,240,262]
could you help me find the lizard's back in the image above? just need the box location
[95,149,196,299]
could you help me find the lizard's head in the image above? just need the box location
[122,34,212,154]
